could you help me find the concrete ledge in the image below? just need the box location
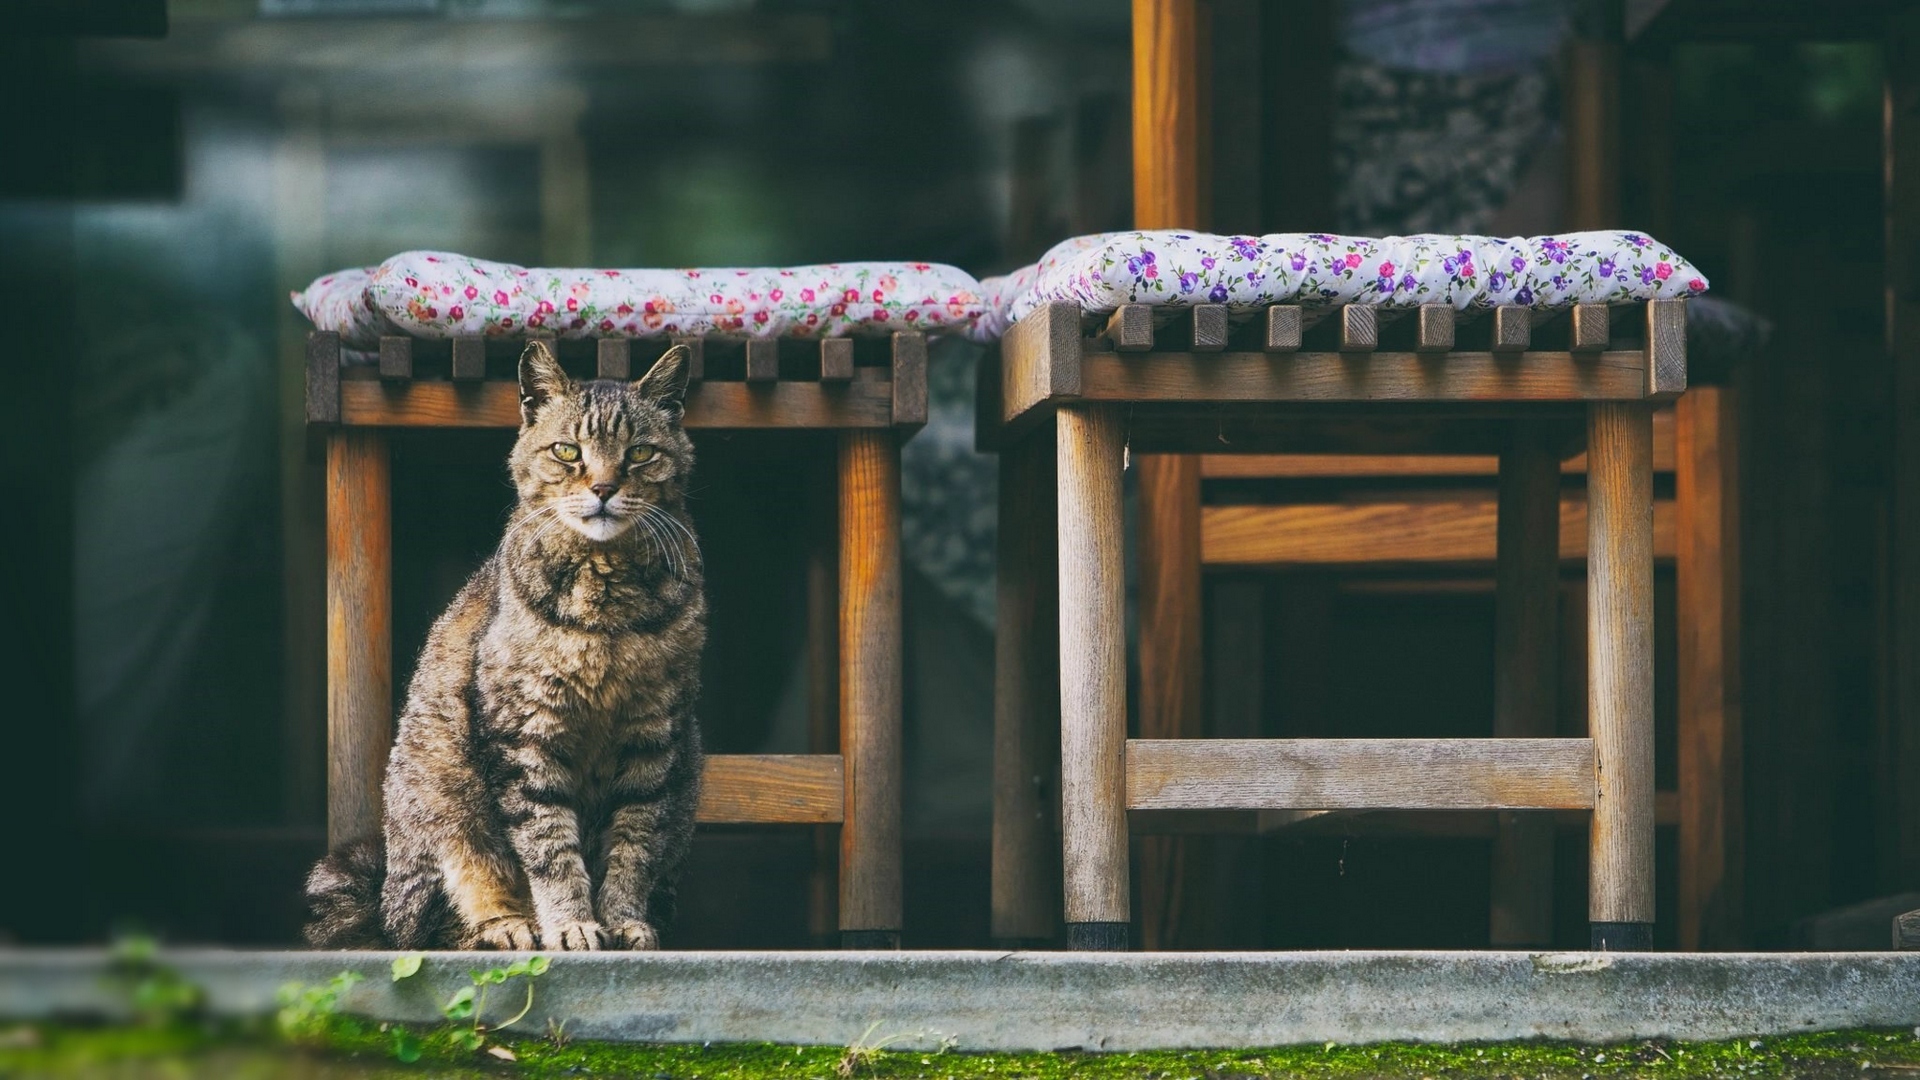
[3,949,1919,1051]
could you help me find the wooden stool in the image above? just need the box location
[986,298,1684,951]
[305,329,924,948]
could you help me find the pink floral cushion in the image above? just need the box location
[293,251,992,350]
[995,230,1709,327]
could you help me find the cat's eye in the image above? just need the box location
[551,442,581,463]
[626,444,657,466]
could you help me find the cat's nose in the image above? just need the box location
[590,482,618,501]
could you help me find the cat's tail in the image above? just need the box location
[303,837,388,948]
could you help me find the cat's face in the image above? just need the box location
[509,340,694,544]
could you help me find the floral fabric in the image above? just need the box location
[293,251,992,350]
[997,229,1709,327]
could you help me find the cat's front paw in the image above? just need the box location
[474,916,538,951]
[545,920,606,951]
[606,922,660,951]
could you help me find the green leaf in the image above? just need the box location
[390,1028,423,1064]
[442,985,476,1021]
[390,954,424,982]
[502,959,531,979]
[448,1027,485,1052]
[526,955,551,977]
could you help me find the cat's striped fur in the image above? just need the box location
[305,340,705,951]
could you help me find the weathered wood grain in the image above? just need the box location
[1572,304,1611,352]
[1057,404,1130,928]
[1001,303,1082,425]
[325,431,391,849]
[1201,492,1676,565]
[695,754,844,824]
[1493,306,1532,353]
[451,336,487,381]
[1489,422,1561,947]
[306,331,341,424]
[838,431,903,940]
[378,336,412,380]
[992,429,1062,942]
[1340,305,1378,352]
[596,337,631,380]
[891,332,927,426]
[820,338,854,382]
[1418,304,1456,352]
[746,338,779,383]
[1647,298,1688,398]
[1266,305,1302,352]
[1125,738,1599,811]
[1137,452,1203,950]
[1588,401,1657,930]
[1191,304,1229,351]
[1106,304,1156,351]
[1676,385,1743,949]
[1067,350,1654,407]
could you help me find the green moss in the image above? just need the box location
[5,1023,1920,1079]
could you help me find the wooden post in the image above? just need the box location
[1489,421,1561,947]
[1587,402,1656,949]
[1885,1,1920,908]
[807,446,840,945]
[1132,0,1206,954]
[325,430,392,851]
[1057,404,1130,950]
[1138,454,1202,950]
[838,430,903,948]
[1676,386,1743,950]
[992,427,1062,944]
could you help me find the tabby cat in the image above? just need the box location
[305,340,705,951]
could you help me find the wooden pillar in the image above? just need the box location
[325,430,392,850]
[1058,404,1130,949]
[807,445,840,945]
[1489,421,1561,947]
[1132,0,1206,955]
[1587,402,1656,949]
[1565,0,1621,230]
[1885,2,1920,903]
[838,430,903,948]
[1676,386,1743,950]
[992,428,1062,944]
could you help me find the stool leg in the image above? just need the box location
[1491,421,1560,947]
[1588,402,1656,950]
[992,427,1061,944]
[838,430,903,949]
[325,429,392,851]
[807,448,840,946]
[1057,404,1129,950]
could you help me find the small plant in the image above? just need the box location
[546,1015,574,1049]
[389,952,550,1056]
[106,933,203,1027]
[836,1021,931,1078]
[274,971,363,1042]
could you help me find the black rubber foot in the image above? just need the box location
[840,929,900,950]
[1590,921,1654,952]
[1067,921,1129,951]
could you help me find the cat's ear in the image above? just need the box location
[634,344,691,419]
[517,339,571,425]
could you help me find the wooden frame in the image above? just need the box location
[987,298,1683,951]
[306,328,924,948]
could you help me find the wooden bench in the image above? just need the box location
[306,328,925,948]
[984,297,1683,951]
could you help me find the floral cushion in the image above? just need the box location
[995,229,1709,327]
[293,251,993,350]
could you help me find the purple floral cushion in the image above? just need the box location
[996,229,1709,327]
[293,251,992,350]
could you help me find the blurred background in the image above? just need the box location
[1,0,1911,952]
